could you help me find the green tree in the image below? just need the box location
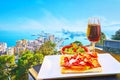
[96,32,106,45]
[0,41,57,80]
[15,50,34,80]
[112,29,120,40]
[71,41,83,46]
[33,53,44,65]
[0,55,16,80]
[38,41,57,56]
[14,50,44,80]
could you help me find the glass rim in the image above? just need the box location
[88,17,100,25]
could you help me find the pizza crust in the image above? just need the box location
[61,67,102,74]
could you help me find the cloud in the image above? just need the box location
[39,9,88,32]
[19,19,44,30]
[0,9,119,33]
[0,18,44,32]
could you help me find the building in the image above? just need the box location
[37,37,44,43]
[14,33,60,54]
[16,39,28,47]
[27,40,34,47]
[14,46,26,55]
[16,40,22,47]
[49,35,54,42]
[27,40,42,51]
[0,42,7,55]
[7,47,15,55]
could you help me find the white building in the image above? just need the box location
[7,47,15,55]
[27,40,34,46]
[27,40,42,51]
[0,42,7,55]
[16,40,22,47]
[37,37,44,43]
[49,35,54,42]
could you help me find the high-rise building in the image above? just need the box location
[0,42,7,55]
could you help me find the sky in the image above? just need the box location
[0,0,120,33]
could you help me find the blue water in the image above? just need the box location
[0,30,105,47]
[0,31,37,47]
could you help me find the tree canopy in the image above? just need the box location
[112,29,120,40]
[0,55,16,80]
[14,50,43,80]
[71,41,83,46]
[38,41,57,55]
[96,32,106,45]
[0,40,57,80]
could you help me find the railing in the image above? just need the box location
[103,40,120,54]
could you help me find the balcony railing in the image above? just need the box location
[103,40,120,54]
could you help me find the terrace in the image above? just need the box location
[29,40,120,80]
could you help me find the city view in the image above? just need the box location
[0,0,120,80]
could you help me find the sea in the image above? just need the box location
[0,30,90,47]
[0,31,36,47]
[0,24,119,47]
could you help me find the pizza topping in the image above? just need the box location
[62,44,90,55]
[61,52,101,69]
[69,59,76,64]
[81,46,89,52]
[64,57,69,62]
[60,45,102,74]
[79,61,86,65]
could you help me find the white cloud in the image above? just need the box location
[19,19,44,30]
[0,9,120,33]
[38,9,88,32]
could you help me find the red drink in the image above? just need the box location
[87,24,101,42]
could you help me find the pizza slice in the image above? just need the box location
[60,52,102,74]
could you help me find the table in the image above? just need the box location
[29,48,120,80]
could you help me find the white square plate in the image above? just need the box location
[37,54,120,80]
